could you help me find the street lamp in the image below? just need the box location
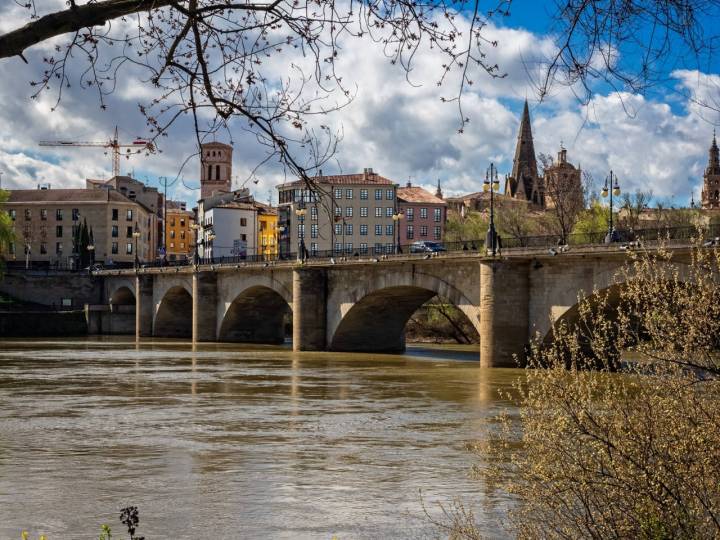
[295,199,307,262]
[601,171,621,243]
[190,222,201,265]
[392,211,404,254]
[483,162,501,256]
[132,221,141,269]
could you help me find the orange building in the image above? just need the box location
[165,206,195,261]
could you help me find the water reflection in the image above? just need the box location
[0,338,520,539]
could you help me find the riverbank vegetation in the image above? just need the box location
[448,238,720,538]
[406,298,479,344]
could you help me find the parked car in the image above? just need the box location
[409,241,446,253]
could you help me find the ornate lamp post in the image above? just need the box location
[190,222,201,265]
[601,170,621,243]
[132,222,141,269]
[87,242,95,266]
[392,210,404,254]
[295,199,307,262]
[483,162,500,256]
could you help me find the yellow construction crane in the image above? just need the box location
[39,126,153,178]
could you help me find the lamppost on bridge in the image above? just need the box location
[190,222,201,266]
[132,222,141,269]
[392,210,404,254]
[483,162,500,256]
[602,171,621,243]
[295,199,307,262]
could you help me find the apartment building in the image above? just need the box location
[165,205,195,261]
[277,169,400,257]
[397,183,447,245]
[4,188,154,267]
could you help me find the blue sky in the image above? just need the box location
[0,1,718,207]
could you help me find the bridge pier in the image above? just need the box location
[480,260,530,368]
[193,272,218,342]
[136,275,153,338]
[293,267,327,351]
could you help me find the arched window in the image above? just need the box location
[216,165,221,180]
[208,165,213,180]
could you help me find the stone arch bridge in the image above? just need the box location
[91,246,692,367]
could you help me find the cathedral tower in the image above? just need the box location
[504,100,544,207]
[701,131,720,210]
[200,142,233,199]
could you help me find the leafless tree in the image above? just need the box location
[618,189,653,230]
[538,152,584,243]
[0,0,510,185]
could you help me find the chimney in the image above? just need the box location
[363,168,368,181]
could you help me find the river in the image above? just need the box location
[0,338,521,539]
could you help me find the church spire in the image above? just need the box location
[435,178,443,199]
[510,99,540,203]
[708,129,720,176]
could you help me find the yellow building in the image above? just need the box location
[165,207,195,261]
[256,204,278,258]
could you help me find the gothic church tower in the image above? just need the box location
[504,100,544,207]
[701,131,720,210]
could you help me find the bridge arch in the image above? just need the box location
[109,286,135,307]
[328,270,479,353]
[154,285,192,338]
[218,285,291,343]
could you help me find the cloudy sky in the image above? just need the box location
[0,0,718,207]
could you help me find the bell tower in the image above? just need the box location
[200,142,233,199]
[701,131,720,210]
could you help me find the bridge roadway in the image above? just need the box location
[90,243,692,367]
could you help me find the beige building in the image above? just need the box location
[5,188,154,268]
[277,169,400,257]
[166,205,195,261]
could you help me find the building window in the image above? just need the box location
[334,206,342,217]
[298,223,305,239]
[406,208,414,221]
[126,209,133,221]
[434,226,441,240]
[56,209,62,221]
[180,242,185,249]
[360,207,368,217]
[40,209,47,221]
[345,243,353,253]
[407,225,414,239]
[111,225,118,238]
[170,230,176,239]
[345,223,353,235]
[56,225,63,238]
[72,208,79,221]
[375,207,382,218]
[170,242,175,249]
[386,224,394,235]
[9,242,15,255]
[360,243,368,254]
[386,207,393,217]
[170,218,176,227]
[346,189,353,199]
[111,242,118,254]
[360,224,368,235]
[126,243,133,254]
[40,243,47,255]
[9,209,16,221]
[311,224,318,238]
[386,189,394,200]
[385,243,394,254]
[311,206,318,220]
[56,242,62,255]
[360,189,368,200]
[375,224,382,236]
[180,231,185,240]
[334,188,342,200]
[345,207,353,218]
[334,223,342,235]
[180,219,185,227]
[111,208,118,221]
[334,242,342,254]
[420,208,428,219]
[374,243,383,254]
[420,225,428,237]
[311,242,318,255]
[240,218,247,227]
[24,209,31,221]
[434,208,442,222]
[127,226,133,238]
[375,189,382,200]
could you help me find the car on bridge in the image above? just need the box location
[409,241,447,253]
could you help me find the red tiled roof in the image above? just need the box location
[397,186,446,205]
[279,171,395,188]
